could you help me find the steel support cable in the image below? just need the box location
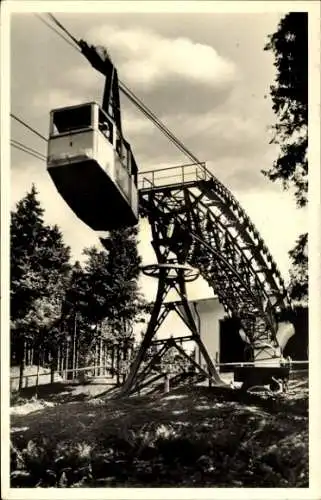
[119,82,203,166]
[10,113,47,142]
[43,14,208,168]
[11,138,46,159]
[35,14,80,52]
[39,13,196,165]
[11,143,43,161]
[119,84,195,161]
[10,114,47,160]
[11,141,46,162]
[47,13,80,46]
[47,13,203,165]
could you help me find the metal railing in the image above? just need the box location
[10,364,122,391]
[138,161,211,191]
[10,370,61,391]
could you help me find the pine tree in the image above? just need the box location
[11,185,45,322]
[264,12,308,303]
[63,226,146,373]
[10,185,71,389]
[288,233,308,302]
[263,12,308,207]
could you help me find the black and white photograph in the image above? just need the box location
[1,1,320,498]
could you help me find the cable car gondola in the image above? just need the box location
[47,101,138,231]
[47,41,138,232]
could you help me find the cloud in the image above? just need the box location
[31,89,83,112]
[122,110,154,136]
[58,25,238,116]
[86,25,238,90]
[158,111,267,156]
[118,107,277,186]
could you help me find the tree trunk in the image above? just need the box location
[60,347,65,380]
[72,313,77,380]
[75,338,79,378]
[104,342,108,376]
[35,359,40,399]
[18,338,26,392]
[50,353,55,384]
[25,343,29,366]
[94,342,98,377]
[116,346,120,386]
[65,341,69,380]
[57,345,61,376]
[99,335,103,376]
[111,346,115,377]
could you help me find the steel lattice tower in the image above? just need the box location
[121,162,292,395]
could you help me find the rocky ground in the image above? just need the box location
[10,371,308,488]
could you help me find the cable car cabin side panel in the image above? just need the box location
[47,106,138,231]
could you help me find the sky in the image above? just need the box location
[10,9,308,304]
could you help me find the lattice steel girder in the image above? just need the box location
[138,179,291,363]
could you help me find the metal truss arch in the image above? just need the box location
[138,163,292,363]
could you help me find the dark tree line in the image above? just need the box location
[264,12,308,303]
[10,185,147,390]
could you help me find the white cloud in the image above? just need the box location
[32,89,84,113]
[86,25,237,90]
[122,111,154,136]
[154,111,264,148]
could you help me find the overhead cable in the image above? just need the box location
[119,81,202,165]
[47,13,80,46]
[11,138,46,159]
[35,13,80,52]
[11,140,46,162]
[41,14,203,166]
[10,113,47,142]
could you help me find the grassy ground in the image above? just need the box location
[10,371,308,488]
